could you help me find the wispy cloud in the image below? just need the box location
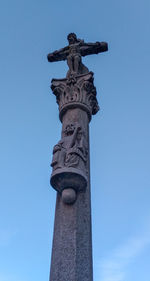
[95,221,150,281]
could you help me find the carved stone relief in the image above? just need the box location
[51,122,87,173]
[51,72,99,122]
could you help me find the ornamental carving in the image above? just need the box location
[50,122,88,196]
[51,122,87,173]
[51,72,99,121]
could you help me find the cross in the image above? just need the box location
[47,32,108,77]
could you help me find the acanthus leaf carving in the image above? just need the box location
[51,72,99,121]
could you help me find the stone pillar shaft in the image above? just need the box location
[50,108,93,281]
[49,72,99,281]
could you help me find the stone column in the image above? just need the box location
[49,72,99,281]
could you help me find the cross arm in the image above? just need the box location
[80,41,108,57]
[47,46,69,62]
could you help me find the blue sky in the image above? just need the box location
[0,0,150,280]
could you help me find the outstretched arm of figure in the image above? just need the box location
[80,41,108,57]
[47,46,69,62]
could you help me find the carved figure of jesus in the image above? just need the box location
[47,33,108,77]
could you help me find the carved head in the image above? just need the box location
[67,33,77,45]
[64,123,75,136]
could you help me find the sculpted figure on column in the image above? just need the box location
[51,123,87,171]
[47,32,108,77]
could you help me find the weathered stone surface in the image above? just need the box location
[62,188,77,204]
[47,33,108,281]
[50,185,93,281]
[51,72,99,122]
[49,108,93,281]
[50,113,93,281]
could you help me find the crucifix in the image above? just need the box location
[47,33,108,281]
[47,32,108,77]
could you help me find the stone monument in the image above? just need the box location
[47,33,108,281]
